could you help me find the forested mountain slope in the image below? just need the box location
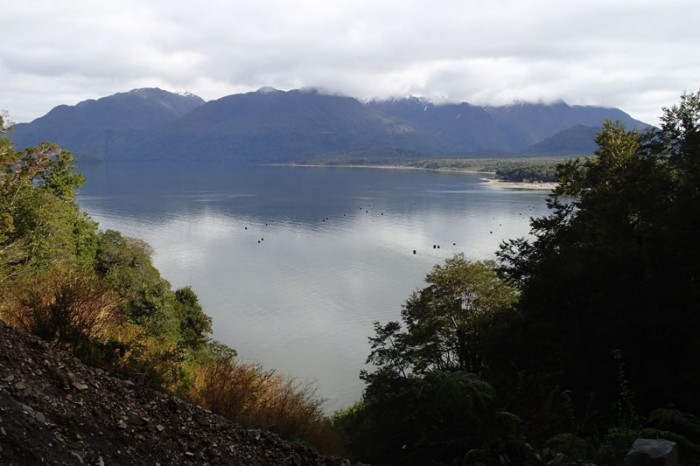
[11,88,649,161]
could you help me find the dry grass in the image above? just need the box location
[192,357,325,440]
[1,267,121,351]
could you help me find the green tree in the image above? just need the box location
[367,254,517,378]
[0,113,225,400]
[339,256,523,465]
[94,229,171,333]
[338,371,508,466]
[497,91,700,418]
[1,116,97,278]
[174,286,212,350]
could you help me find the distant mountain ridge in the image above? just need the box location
[10,87,649,161]
[11,88,205,160]
[525,124,602,155]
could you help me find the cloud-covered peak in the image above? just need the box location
[2,0,698,125]
[256,87,282,94]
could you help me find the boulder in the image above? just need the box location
[622,439,678,466]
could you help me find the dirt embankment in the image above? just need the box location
[0,321,355,465]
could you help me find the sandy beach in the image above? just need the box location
[481,177,558,190]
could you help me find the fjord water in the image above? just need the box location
[77,163,551,413]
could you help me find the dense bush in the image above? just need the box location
[498,92,700,419]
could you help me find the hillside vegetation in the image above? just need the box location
[334,91,700,465]
[0,112,342,455]
[1,90,698,465]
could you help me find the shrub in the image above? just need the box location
[192,350,325,442]
[1,266,122,364]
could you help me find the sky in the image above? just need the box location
[1,0,698,125]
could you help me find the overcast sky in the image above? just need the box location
[1,0,698,125]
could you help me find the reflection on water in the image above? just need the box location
[77,162,551,413]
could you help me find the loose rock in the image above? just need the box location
[71,381,89,391]
[0,322,356,465]
[623,438,679,466]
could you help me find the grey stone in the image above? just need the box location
[70,450,85,464]
[623,438,678,466]
[20,403,34,413]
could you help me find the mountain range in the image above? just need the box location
[10,87,649,162]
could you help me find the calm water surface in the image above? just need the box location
[77,163,551,413]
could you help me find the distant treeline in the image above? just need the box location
[493,159,569,182]
[296,155,572,183]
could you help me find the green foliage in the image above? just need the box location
[92,230,216,389]
[595,411,700,466]
[39,148,86,200]
[174,286,212,350]
[497,372,580,450]
[1,126,195,389]
[497,91,700,420]
[612,349,639,429]
[342,256,525,465]
[0,130,97,275]
[495,160,561,182]
[1,121,124,371]
[94,229,172,333]
[336,371,486,465]
[206,339,238,361]
[341,92,700,464]
[649,409,700,439]
[366,255,517,379]
[337,369,540,466]
[634,409,700,463]
[300,155,569,180]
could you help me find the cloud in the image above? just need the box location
[1,0,698,124]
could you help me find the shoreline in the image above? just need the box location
[282,163,557,190]
[282,162,492,175]
[481,177,558,190]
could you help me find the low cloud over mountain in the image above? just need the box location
[11,88,649,161]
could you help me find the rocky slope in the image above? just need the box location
[0,321,353,465]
